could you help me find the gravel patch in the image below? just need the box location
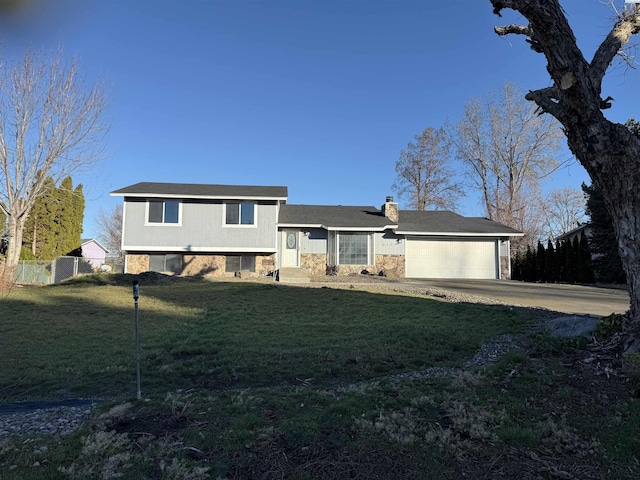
[0,405,93,440]
[386,334,528,383]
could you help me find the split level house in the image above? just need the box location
[111,182,523,280]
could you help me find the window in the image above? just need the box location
[225,202,255,225]
[148,200,179,224]
[149,254,182,273]
[338,233,369,265]
[225,255,256,272]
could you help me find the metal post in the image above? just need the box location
[133,280,141,400]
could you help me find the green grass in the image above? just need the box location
[0,275,638,479]
[0,276,526,401]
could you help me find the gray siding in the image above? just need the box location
[374,231,405,255]
[123,199,278,251]
[300,228,327,254]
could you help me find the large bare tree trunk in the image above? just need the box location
[489,0,640,350]
[583,123,640,346]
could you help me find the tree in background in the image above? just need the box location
[55,177,85,257]
[392,127,463,211]
[22,177,57,259]
[96,204,123,261]
[583,182,626,284]
[21,176,85,260]
[542,187,587,241]
[512,234,593,284]
[544,239,556,282]
[577,233,595,284]
[0,48,108,271]
[488,1,640,349]
[451,82,563,251]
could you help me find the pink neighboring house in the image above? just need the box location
[81,238,109,268]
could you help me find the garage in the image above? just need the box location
[405,237,499,279]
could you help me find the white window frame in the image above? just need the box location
[336,232,372,265]
[223,201,257,228]
[145,200,182,226]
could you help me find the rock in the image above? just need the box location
[0,405,93,439]
[546,316,600,338]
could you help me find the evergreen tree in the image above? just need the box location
[20,176,84,260]
[536,241,545,282]
[54,177,84,256]
[511,251,525,280]
[555,240,565,282]
[545,239,555,282]
[570,237,582,283]
[70,182,85,256]
[524,246,536,282]
[22,177,58,260]
[577,232,595,284]
[565,239,576,283]
[582,183,626,284]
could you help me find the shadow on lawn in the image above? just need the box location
[0,274,539,403]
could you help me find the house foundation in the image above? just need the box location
[125,253,276,277]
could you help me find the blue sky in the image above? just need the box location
[1,0,638,239]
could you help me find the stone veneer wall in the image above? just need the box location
[125,253,276,277]
[126,254,149,274]
[332,255,404,277]
[300,254,327,276]
[375,254,405,278]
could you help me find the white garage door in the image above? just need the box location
[406,238,498,279]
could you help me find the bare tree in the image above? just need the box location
[0,48,108,270]
[542,187,587,241]
[488,0,640,349]
[451,82,564,249]
[392,127,463,211]
[95,203,123,261]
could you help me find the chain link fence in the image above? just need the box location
[13,256,124,284]
[15,260,54,284]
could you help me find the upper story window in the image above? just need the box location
[225,202,255,225]
[148,200,180,224]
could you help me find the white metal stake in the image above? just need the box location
[133,280,141,400]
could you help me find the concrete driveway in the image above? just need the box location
[401,279,629,317]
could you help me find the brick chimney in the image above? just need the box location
[381,196,398,222]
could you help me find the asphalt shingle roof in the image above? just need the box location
[396,210,522,235]
[279,205,521,235]
[279,204,395,229]
[111,182,288,199]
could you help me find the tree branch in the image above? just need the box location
[491,0,519,17]
[590,4,640,87]
[524,87,562,118]
[494,24,531,36]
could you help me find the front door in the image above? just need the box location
[281,230,299,267]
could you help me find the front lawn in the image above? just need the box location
[0,275,526,402]
[0,275,637,479]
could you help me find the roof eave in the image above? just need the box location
[396,230,524,237]
[111,192,288,201]
[277,224,397,231]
